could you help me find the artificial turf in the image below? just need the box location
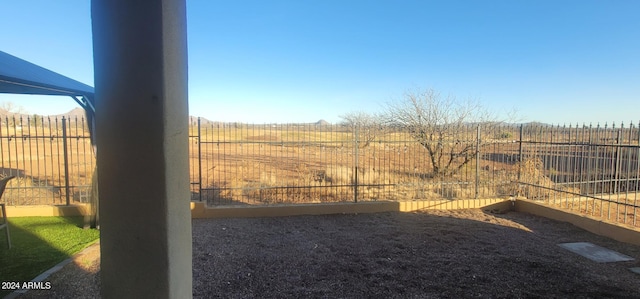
[0,216,99,297]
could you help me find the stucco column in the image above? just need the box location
[91,1,192,298]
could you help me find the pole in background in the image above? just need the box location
[62,116,71,206]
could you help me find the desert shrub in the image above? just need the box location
[516,157,578,200]
[517,158,552,199]
[325,166,389,186]
[495,131,513,139]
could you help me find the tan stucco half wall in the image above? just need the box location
[5,204,89,217]
[190,198,510,219]
[514,199,640,247]
[5,199,638,248]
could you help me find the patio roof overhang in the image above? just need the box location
[0,50,95,142]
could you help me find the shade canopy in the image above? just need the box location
[0,49,96,150]
[0,50,95,113]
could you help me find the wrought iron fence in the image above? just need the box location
[188,119,520,205]
[518,122,640,227]
[187,118,639,227]
[0,116,95,205]
[2,114,638,228]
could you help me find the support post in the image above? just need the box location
[92,0,192,298]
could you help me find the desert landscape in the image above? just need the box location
[0,113,638,228]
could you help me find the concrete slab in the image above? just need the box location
[630,267,640,275]
[558,242,634,263]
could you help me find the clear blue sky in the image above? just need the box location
[1,1,638,125]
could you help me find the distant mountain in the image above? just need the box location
[315,119,330,126]
[0,107,331,126]
[521,121,553,127]
[52,107,87,118]
[0,107,88,119]
[189,116,219,126]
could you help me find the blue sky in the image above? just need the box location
[1,1,638,124]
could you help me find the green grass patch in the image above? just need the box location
[0,216,99,297]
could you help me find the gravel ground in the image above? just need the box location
[20,209,640,298]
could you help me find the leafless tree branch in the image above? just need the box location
[383,88,502,176]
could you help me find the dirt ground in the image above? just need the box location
[20,209,640,298]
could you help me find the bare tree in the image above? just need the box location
[0,101,28,126]
[384,88,497,176]
[340,111,384,148]
[0,101,27,114]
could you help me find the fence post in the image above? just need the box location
[614,129,622,194]
[475,125,480,199]
[354,124,359,203]
[62,116,71,206]
[517,124,524,184]
[197,117,203,201]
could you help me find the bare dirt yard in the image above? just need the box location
[21,209,640,298]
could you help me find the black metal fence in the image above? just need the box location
[187,118,639,227]
[518,122,639,227]
[2,115,638,227]
[188,119,521,205]
[0,116,95,205]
